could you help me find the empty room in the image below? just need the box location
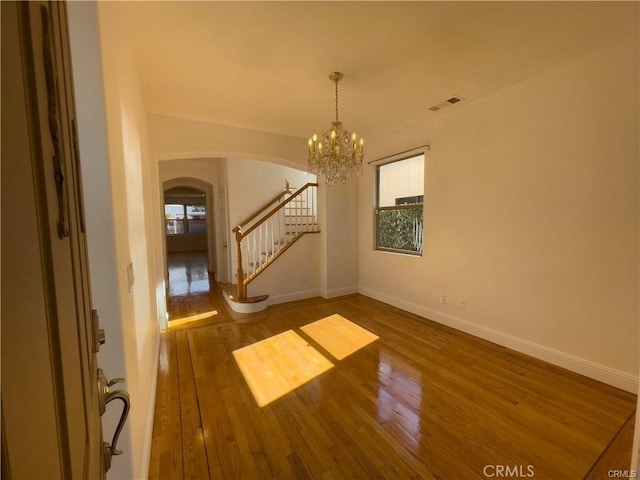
[2,2,638,479]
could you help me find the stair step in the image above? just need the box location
[284,228,317,233]
[284,206,312,213]
[285,221,317,226]
[285,211,312,217]
[284,214,316,219]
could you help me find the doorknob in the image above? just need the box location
[102,389,130,471]
[97,369,131,473]
[105,390,130,455]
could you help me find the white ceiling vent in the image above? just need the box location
[428,95,465,112]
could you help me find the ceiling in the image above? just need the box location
[120,1,638,142]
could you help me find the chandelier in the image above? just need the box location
[308,72,364,186]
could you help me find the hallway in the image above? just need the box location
[166,251,223,325]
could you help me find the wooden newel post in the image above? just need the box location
[234,227,247,300]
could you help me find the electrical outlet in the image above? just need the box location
[440,293,447,304]
[461,298,467,309]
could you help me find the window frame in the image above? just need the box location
[164,203,207,236]
[374,153,425,256]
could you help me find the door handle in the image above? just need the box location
[104,390,130,455]
[97,369,130,472]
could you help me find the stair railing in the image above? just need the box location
[232,182,318,300]
[235,181,292,230]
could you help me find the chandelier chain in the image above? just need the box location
[335,79,339,123]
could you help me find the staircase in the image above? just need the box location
[227,182,319,311]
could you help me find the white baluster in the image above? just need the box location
[312,186,316,231]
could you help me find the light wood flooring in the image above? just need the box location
[151,254,636,479]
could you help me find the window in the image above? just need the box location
[186,205,206,234]
[165,204,185,235]
[165,204,207,235]
[375,153,424,255]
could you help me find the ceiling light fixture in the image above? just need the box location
[308,72,364,187]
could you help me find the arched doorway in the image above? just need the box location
[164,186,208,257]
[163,179,219,322]
[162,178,217,274]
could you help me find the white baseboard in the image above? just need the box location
[140,329,161,479]
[323,285,358,299]
[238,285,358,308]
[269,288,322,305]
[358,287,638,394]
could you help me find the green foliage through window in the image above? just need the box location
[377,207,423,254]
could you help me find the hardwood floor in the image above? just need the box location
[151,264,636,479]
[166,251,217,322]
[584,413,636,480]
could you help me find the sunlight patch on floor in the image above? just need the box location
[233,315,379,407]
[301,313,379,360]
[169,310,218,328]
[232,330,334,407]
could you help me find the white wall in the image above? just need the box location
[284,165,315,190]
[148,114,307,169]
[227,158,288,228]
[319,180,359,297]
[68,3,161,479]
[249,233,324,302]
[358,36,639,392]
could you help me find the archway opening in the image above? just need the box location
[163,184,219,322]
